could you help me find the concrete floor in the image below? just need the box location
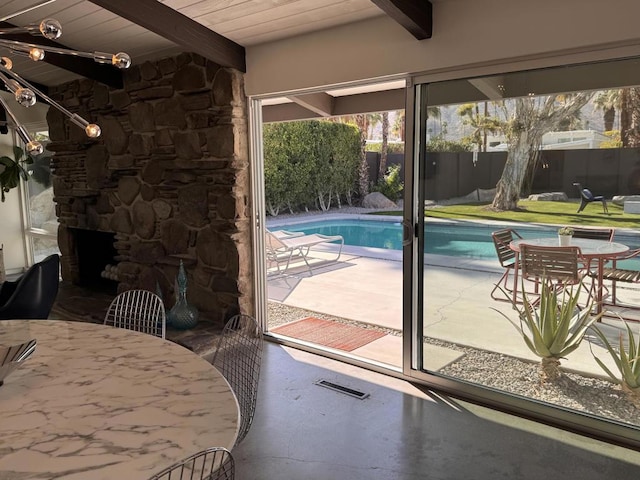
[234,343,640,479]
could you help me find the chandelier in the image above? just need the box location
[0,12,131,156]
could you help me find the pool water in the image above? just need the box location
[274,219,640,269]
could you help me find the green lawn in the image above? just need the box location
[375,200,640,229]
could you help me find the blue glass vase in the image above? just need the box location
[167,261,198,330]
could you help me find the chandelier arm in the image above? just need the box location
[0,39,130,68]
[0,63,98,136]
[0,38,93,59]
[0,95,42,155]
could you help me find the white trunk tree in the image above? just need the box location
[491,93,594,211]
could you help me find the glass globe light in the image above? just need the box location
[112,52,131,69]
[15,88,36,107]
[85,123,101,138]
[28,48,44,61]
[39,19,62,40]
[25,141,43,156]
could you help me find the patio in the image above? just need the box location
[266,219,640,379]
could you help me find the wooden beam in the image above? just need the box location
[370,0,432,40]
[287,93,335,117]
[0,22,123,88]
[263,89,406,123]
[87,0,246,72]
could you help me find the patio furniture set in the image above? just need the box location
[491,226,640,316]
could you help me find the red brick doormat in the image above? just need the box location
[271,317,386,351]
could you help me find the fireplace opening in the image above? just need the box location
[72,229,118,294]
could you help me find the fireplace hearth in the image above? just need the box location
[72,229,118,294]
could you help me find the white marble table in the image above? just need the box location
[0,320,239,480]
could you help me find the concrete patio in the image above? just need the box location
[266,237,640,379]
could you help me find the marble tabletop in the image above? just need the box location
[0,320,240,480]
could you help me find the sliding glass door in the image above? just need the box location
[409,57,640,448]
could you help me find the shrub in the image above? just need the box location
[372,164,403,202]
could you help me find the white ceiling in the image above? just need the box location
[0,0,388,86]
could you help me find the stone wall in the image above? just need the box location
[48,52,254,324]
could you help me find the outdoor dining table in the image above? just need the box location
[0,320,240,480]
[509,237,629,313]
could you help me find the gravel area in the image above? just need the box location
[268,302,639,427]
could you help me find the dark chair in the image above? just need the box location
[147,447,234,480]
[211,314,263,447]
[0,254,60,320]
[573,182,609,214]
[490,228,523,302]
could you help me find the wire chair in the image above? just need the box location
[147,447,234,480]
[490,228,523,301]
[104,289,166,339]
[211,314,264,447]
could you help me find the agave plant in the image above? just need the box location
[590,322,640,408]
[495,278,602,382]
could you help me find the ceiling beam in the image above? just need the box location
[287,93,335,117]
[87,0,246,72]
[0,22,123,88]
[370,0,432,40]
[263,89,406,123]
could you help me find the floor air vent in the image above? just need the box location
[315,379,369,399]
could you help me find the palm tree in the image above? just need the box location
[593,90,621,132]
[620,87,640,147]
[456,103,501,151]
[379,111,389,179]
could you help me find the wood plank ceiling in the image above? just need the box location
[0,0,430,117]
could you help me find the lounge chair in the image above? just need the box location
[573,182,609,214]
[265,229,344,275]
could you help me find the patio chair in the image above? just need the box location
[0,254,60,320]
[265,228,344,275]
[519,244,589,304]
[104,289,166,339]
[587,248,640,307]
[147,447,234,480]
[573,183,609,214]
[571,226,615,241]
[490,228,523,302]
[211,314,263,447]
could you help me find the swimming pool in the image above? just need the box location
[270,218,640,268]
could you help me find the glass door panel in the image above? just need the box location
[412,57,640,446]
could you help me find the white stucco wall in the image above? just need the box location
[246,0,640,96]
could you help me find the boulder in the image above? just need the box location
[527,192,568,201]
[612,195,640,206]
[362,192,397,209]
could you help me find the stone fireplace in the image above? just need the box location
[48,52,253,323]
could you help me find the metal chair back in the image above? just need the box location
[104,289,166,339]
[147,447,234,480]
[492,229,521,268]
[211,314,263,447]
[520,244,581,286]
[571,227,614,241]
